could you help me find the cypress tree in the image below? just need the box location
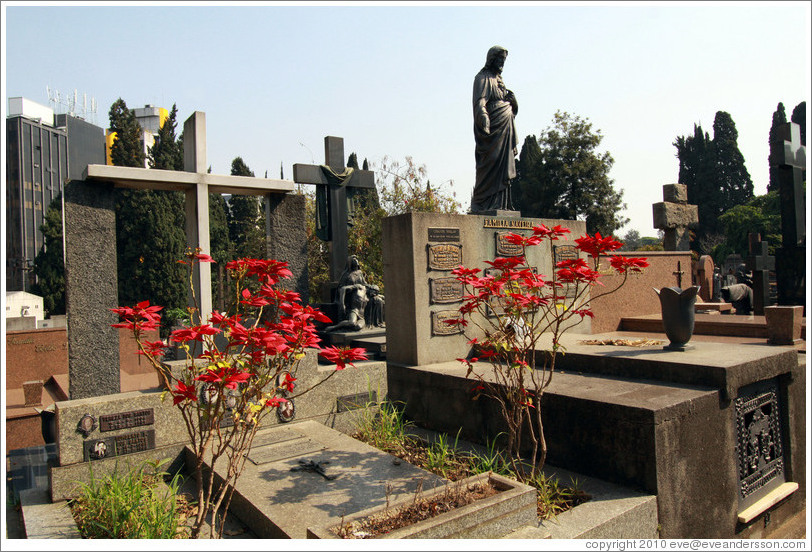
[148,104,183,170]
[31,196,66,316]
[767,103,787,192]
[109,98,145,168]
[712,111,753,210]
[228,157,266,259]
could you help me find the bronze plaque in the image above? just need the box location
[483,218,533,230]
[428,227,460,242]
[99,408,155,432]
[553,244,579,263]
[495,232,525,257]
[429,277,464,304]
[83,430,156,462]
[431,310,463,336]
[427,243,463,271]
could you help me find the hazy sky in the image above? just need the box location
[3,2,810,236]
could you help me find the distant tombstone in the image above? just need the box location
[652,184,698,251]
[769,121,806,307]
[723,254,743,287]
[745,233,774,316]
[696,255,714,303]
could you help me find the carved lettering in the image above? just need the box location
[483,218,533,229]
[99,409,155,432]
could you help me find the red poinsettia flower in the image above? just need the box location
[318,346,368,370]
[170,324,220,343]
[609,256,649,274]
[171,381,198,405]
[111,300,163,333]
[533,224,571,240]
[504,233,542,247]
[279,372,296,393]
[138,340,167,358]
[575,233,623,259]
[265,396,287,409]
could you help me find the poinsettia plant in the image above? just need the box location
[451,226,648,480]
[112,248,367,538]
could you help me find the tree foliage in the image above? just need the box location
[113,99,186,312]
[713,191,782,264]
[674,111,753,253]
[109,98,145,168]
[227,157,266,260]
[148,104,183,171]
[511,111,628,236]
[31,196,66,316]
[767,102,788,193]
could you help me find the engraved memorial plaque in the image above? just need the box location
[735,379,786,508]
[495,232,524,257]
[429,277,464,304]
[246,437,327,465]
[554,245,580,298]
[83,429,156,461]
[427,243,463,271]
[428,227,460,242]
[100,409,155,432]
[431,310,463,336]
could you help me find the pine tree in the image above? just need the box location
[228,157,266,259]
[791,101,806,146]
[767,103,788,192]
[31,196,66,316]
[511,112,627,236]
[108,98,145,168]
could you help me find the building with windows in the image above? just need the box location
[5,97,105,291]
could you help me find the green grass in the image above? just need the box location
[69,459,189,539]
[352,404,591,520]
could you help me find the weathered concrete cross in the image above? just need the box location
[293,136,375,282]
[84,112,294,320]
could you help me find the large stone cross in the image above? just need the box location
[770,122,806,247]
[293,136,375,282]
[84,112,293,321]
[652,183,699,251]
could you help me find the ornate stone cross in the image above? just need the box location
[653,183,699,251]
[293,136,375,282]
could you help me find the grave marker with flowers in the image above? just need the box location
[112,249,368,538]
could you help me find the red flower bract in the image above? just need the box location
[318,346,368,370]
[609,256,649,273]
[172,381,198,405]
[575,232,623,259]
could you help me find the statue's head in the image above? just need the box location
[485,45,508,72]
[347,255,360,271]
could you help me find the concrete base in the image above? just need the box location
[387,335,805,538]
[194,420,445,539]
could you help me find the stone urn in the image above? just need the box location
[655,286,700,350]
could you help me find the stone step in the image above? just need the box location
[620,313,806,339]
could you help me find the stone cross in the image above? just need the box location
[85,112,294,321]
[652,183,699,251]
[745,233,775,316]
[68,111,302,400]
[769,122,806,307]
[292,136,375,282]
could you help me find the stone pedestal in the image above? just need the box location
[764,305,804,345]
[382,211,588,366]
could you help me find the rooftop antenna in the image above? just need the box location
[46,86,98,124]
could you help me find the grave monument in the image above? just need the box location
[652,183,698,251]
[66,111,305,399]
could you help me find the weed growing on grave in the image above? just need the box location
[352,411,589,520]
[69,459,188,539]
[449,228,648,480]
[112,250,367,538]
